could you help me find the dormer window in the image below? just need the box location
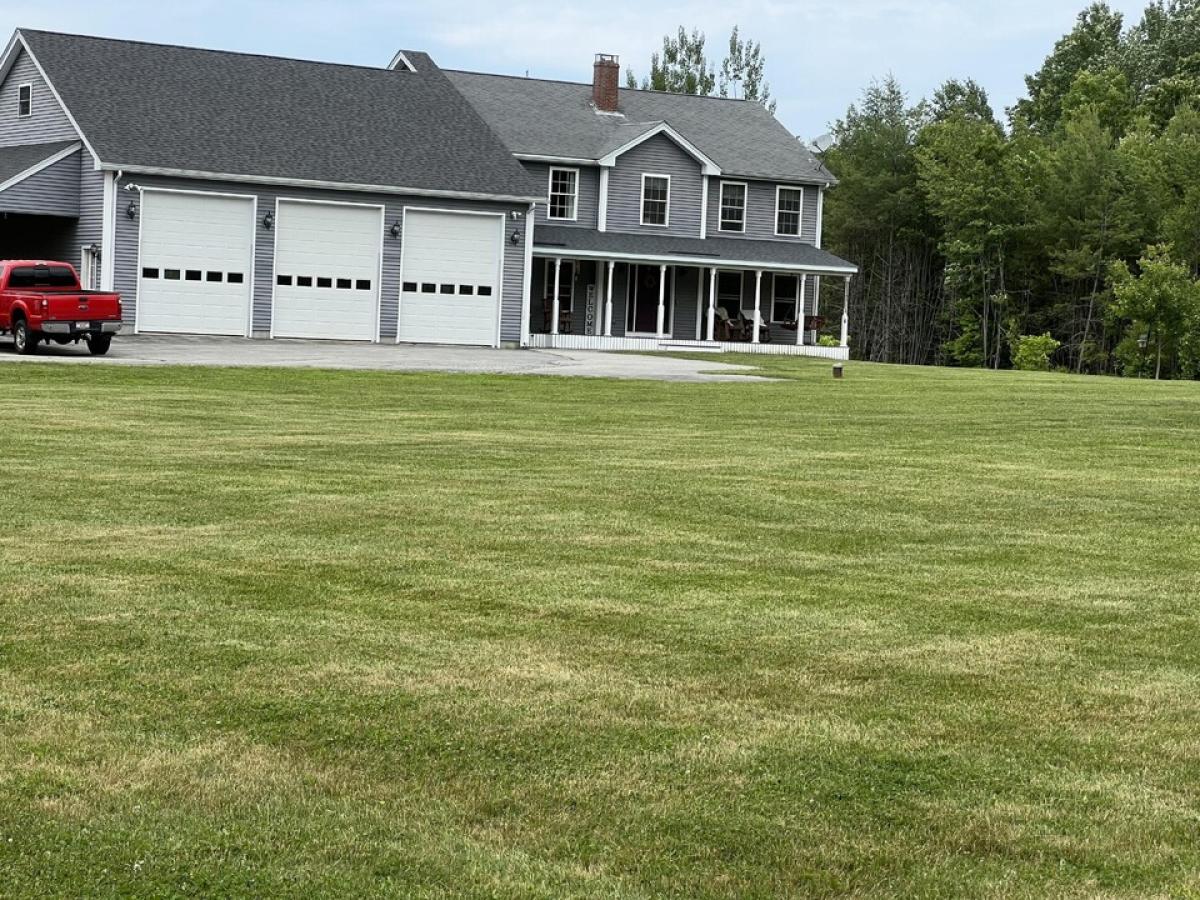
[548,167,578,221]
[17,84,32,118]
[719,182,746,233]
[776,187,804,237]
[641,174,670,227]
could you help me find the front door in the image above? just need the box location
[627,265,672,335]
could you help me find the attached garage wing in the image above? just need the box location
[137,191,255,336]
[272,200,382,341]
[398,209,503,347]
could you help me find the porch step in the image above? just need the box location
[658,341,723,353]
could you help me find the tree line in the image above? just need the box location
[629,4,1200,378]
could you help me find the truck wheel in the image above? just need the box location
[86,334,112,356]
[12,318,37,355]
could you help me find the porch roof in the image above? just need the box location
[0,141,78,188]
[532,226,857,276]
[0,141,81,218]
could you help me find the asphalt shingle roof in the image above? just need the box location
[0,140,77,185]
[534,225,856,273]
[18,30,541,201]
[446,71,835,186]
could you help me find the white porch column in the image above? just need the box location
[551,257,562,336]
[656,264,667,338]
[604,260,615,336]
[706,267,717,341]
[752,270,763,345]
[796,274,807,346]
[840,276,850,348]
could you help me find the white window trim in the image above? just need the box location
[775,185,805,238]
[718,181,748,234]
[547,166,579,222]
[640,173,671,228]
[771,273,801,323]
[17,82,31,118]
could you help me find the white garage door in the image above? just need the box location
[272,201,381,341]
[398,210,502,346]
[137,191,254,335]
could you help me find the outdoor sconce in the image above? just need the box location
[510,229,522,245]
[390,220,401,238]
[125,200,137,219]
[263,211,274,230]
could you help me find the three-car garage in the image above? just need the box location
[132,189,508,346]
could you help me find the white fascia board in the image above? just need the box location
[532,246,857,276]
[514,153,599,167]
[0,141,81,193]
[14,32,104,169]
[100,163,544,205]
[598,122,721,176]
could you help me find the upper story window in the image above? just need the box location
[641,174,670,227]
[776,187,804,237]
[17,84,32,118]
[719,182,746,233]
[548,167,578,221]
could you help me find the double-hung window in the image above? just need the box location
[719,182,746,233]
[641,174,670,227]
[548,167,578,221]
[17,84,31,118]
[776,187,804,236]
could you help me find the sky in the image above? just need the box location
[1,0,1152,138]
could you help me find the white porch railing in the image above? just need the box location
[526,333,850,360]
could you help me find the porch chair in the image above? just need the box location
[715,306,746,341]
[541,301,573,334]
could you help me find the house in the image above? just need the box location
[0,30,856,357]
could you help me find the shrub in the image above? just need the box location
[818,335,841,348]
[1012,333,1062,371]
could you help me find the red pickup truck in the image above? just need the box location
[0,261,123,356]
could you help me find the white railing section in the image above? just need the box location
[526,333,850,360]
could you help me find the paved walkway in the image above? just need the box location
[0,334,766,382]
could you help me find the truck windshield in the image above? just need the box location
[8,266,77,288]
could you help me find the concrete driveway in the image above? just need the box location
[0,333,766,382]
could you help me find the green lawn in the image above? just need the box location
[1,357,1198,898]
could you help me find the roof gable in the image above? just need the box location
[446,70,834,186]
[13,30,541,201]
[597,122,720,175]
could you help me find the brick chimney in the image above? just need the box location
[593,54,620,113]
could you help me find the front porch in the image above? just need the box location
[527,332,849,360]
[526,227,855,359]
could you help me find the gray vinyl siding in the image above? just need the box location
[606,134,703,238]
[523,162,599,230]
[0,50,78,147]
[0,150,79,216]
[113,174,526,341]
[707,178,821,245]
[65,166,105,273]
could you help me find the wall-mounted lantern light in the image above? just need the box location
[510,229,522,245]
[263,211,274,230]
[125,200,137,220]
[390,220,401,238]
